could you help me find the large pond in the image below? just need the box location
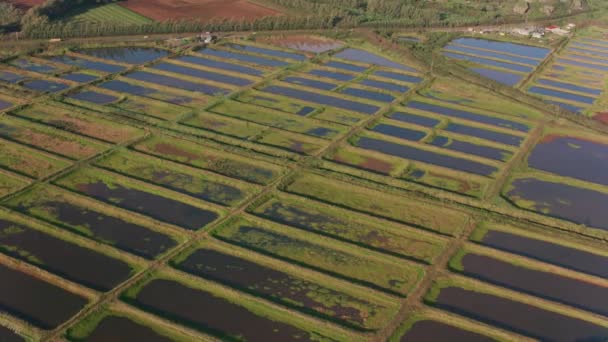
[449,38,550,59]
[78,47,169,64]
[400,320,494,342]
[529,86,596,104]
[334,48,417,72]
[470,67,524,86]
[176,55,263,76]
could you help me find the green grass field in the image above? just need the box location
[61,3,153,26]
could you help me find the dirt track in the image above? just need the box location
[119,0,280,22]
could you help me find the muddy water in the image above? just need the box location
[85,316,172,342]
[407,101,529,132]
[79,47,168,64]
[373,71,423,84]
[69,91,118,105]
[0,71,25,83]
[528,136,608,186]
[152,62,252,87]
[529,86,596,104]
[199,48,289,67]
[283,76,337,91]
[50,55,125,73]
[0,263,87,329]
[445,45,540,65]
[479,230,608,279]
[430,136,511,161]
[73,181,219,230]
[179,248,377,327]
[389,112,440,128]
[0,326,22,342]
[506,178,608,230]
[435,287,608,341]
[324,61,367,73]
[225,43,306,61]
[134,279,329,341]
[445,123,523,146]
[360,79,409,93]
[444,52,534,73]
[12,199,175,259]
[177,55,263,76]
[371,124,427,141]
[263,85,380,114]
[400,320,494,342]
[0,219,133,291]
[357,136,498,176]
[0,100,12,110]
[470,67,524,86]
[23,80,69,93]
[125,71,230,96]
[342,87,395,103]
[61,72,97,83]
[461,253,608,316]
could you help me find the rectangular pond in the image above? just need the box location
[224,43,306,61]
[430,136,512,161]
[0,263,87,329]
[389,111,440,127]
[569,46,608,58]
[450,38,550,59]
[0,99,13,110]
[61,72,98,83]
[407,101,529,132]
[283,76,337,91]
[334,48,417,72]
[152,62,253,86]
[307,69,355,81]
[528,135,608,186]
[356,136,498,176]
[470,67,524,86]
[536,79,602,96]
[371,123,427,141]
[459,253,608,316]
[478,229,608,279]
[9,58,59,74]
[69,91,118,105]
[23,79,69,93]
[546,99,585,113]
[400,320,494,342]
[78,47,169,64]
[529,86,596,104]
[444,123,523,146]
[444,52,534,73]
[77,315,173,342]
[176,55,263,76]
[556,58,608,71]
[342,87,396,103]
[198,48,289,67]
[125,71,230,96]
[262,85,380,114]
[360,78,409,93]
[325,60,367,72]
[0,218,133,291]
[432,286,607,341]
[444,45,541,66]
[0,71,25,83]
[563,53,608,66]
[50,55,126,73]
[373,70,423,84]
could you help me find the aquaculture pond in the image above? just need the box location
[79,47,169,64]
[444,45,540,65]
[470,67,524,86]
[360,79,409,93]
[444,123,523,146]
[431,286,607,341]
[389,111,440,127]
[443,52,533,73]
[283,76,337,91]
[8,190,176,259]
[0,71,25,83]
[0,326,22,342]
[341,87,395,103]
[262,85,380,114]
[199,48,289,67]
[177,248,394,330]
[458,253,608,316]
[0,263,87,329]
[373,70,423,83]
[557,58,608,71]
[528,86,596,105]
[50,55,126,73]
[129,278,335,341]
[505,178,608,230]
[56,170,220,230]
[528,136,608,186]
[0,99,13,110]
[546,100,585,113]
[356,136,498,176]
[478,229,608,279]
[176,55,263,76]
[9,58,58,73]
[430,136,511,161]
[325,60,367,72]
[61,72,98,83]
[125,71,230,96]
[152,62,253,87]
[22,80,69,93]
[307,69,356,82]
[449,38,550,59]
[225,43,306,61]
[371,124,427,141]
[563,53,608,65]
[406,101,529,132]
[78,316,172,342]
[399,320,494,342]
[569,47,608,58]
[0,218,133,291]
[69,91,118,105]
[536,79,602,96]
[334,48,417,72]
[100,79,156,96]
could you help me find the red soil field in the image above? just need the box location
[593,112,608,125]
[119,0,281,22]
[7,0,44,10]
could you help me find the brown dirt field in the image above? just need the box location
[593,112,608,125]
[119,0,281,22]
[7,0,44,10]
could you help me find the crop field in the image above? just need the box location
[0,31,607,341]
[60,3,154,26]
